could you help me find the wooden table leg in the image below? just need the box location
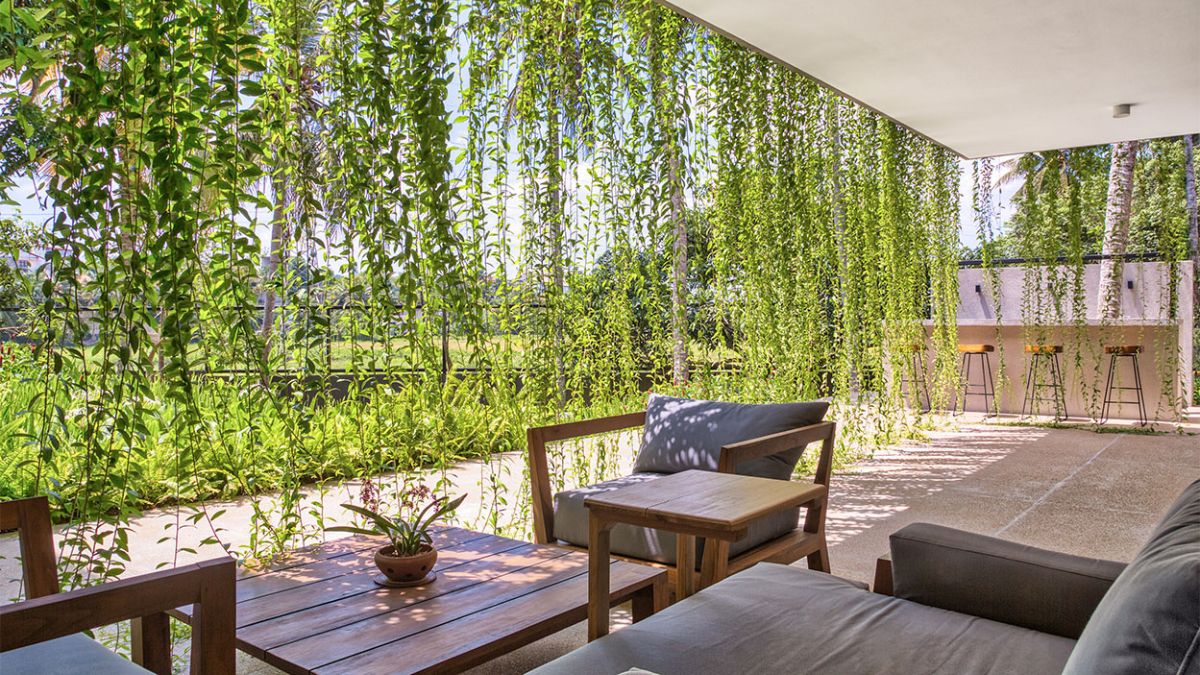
[807,539,831,573]
[588,514,614,641]
[699,538,729,590]
[675,534,696,599]
[631,573,669,622]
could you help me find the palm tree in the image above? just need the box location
[1185,135,1198,371]
[256,0,327,362]
[1097,140,1139,319]
[648,9,693,386]
[494,0,613,404]
[996,144,1142,319]
[995,150,1069,199]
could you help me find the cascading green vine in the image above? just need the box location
[2,0,963,578]
[996,143,1191,424]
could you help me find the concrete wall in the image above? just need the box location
[916,261,1194,420]
[957,261,1192,324]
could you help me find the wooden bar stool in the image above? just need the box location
[956,344,995,416]
[901,344,932,412]
[1021,345,1067,421]
[1100,345,1147,426]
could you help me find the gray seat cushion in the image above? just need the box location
[634,394,829,479]
[1063,478,1200,675]
[0,634,150,675]
[553,473,800,566]
[530,563,1076,675]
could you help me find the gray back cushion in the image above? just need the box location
[1063,479,1200,675]
[633,394,829,480]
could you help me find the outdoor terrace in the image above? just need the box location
[1,0,1196,672]
[3,417,1195,673]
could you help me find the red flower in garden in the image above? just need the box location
[401,484,433,511]
[359,478,380,514]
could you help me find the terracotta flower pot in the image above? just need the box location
[375,544,437,583]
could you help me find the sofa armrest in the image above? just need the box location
[872,553,893,595]
[889,523,1125,639]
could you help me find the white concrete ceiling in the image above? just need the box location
[663,0,1200,158]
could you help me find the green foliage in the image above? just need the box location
[1,0,963,582]
[988,145,1186,259]
[975,140,1193,420]
[0,216,42,306]
[328,492,467,556]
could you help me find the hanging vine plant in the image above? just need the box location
[3,0,968,578]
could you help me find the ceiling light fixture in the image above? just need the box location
[1112,103,1132,118]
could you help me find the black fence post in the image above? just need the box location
[441,308,450,386]
[325,305,333,372]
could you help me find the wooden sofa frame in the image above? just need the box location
[528,412,836,587]
[0,496,236,675]
[872,554,894,595]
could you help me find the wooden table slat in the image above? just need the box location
[236,535,373,580]
[236,534,528,628]
[272,551,597,669]
[235,528,488,603]
[237,532,390,580]
[317,561,659,675]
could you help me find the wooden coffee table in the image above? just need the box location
[170,527,666,674]
[584,469,826,639]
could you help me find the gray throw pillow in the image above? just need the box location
[1062,479,1200,675]
[633,394,829,480]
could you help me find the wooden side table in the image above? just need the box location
[584,469,827,640]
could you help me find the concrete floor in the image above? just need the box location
[824,422,1198,583]
[3,421,1197,673]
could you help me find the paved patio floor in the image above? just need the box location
[3,422,1196,673]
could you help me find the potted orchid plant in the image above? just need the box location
[329,484,467,585]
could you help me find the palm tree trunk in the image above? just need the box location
[667,147,688,386]
[1098,140,1139,320]
[650,23,688,386]
[830,104,856,396]
[546,109,566,407]
[261,175,287,363]
[1185,134,1198,376]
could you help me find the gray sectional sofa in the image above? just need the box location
[532,479,1200,674]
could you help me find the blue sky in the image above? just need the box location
[957,156,1020,250]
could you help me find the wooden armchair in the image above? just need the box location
[0,496,235,675]
[527,411,836,583]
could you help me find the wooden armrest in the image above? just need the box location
[527,411,646,544]
[527,410,647,445]
[0,496,59,599]
[872,553,893,595]
[0,556,236,675]
[717,421,836,474]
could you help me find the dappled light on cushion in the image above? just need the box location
[635,394,829,479]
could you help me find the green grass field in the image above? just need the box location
[73,335,739,372]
